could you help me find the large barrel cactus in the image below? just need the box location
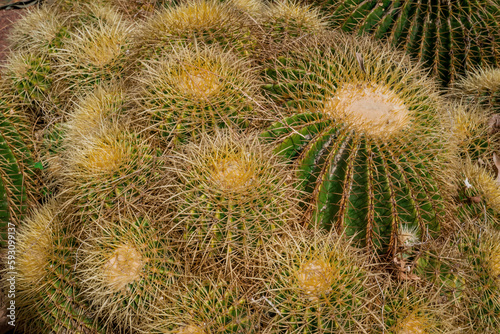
[261,33,450,256]
[308,0,500,86]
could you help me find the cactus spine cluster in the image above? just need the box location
[256,230,373,333]
[135,45,263,144]
[169,130,300,268]
[7,202,104,333]
[75,215,182,331]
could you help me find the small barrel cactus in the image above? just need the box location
[6,201,105,333]
[144,278,260,333]
[63,126,161,217]
[261,32,449,256]
[260,0,328,41]
[54,6,134,98]
[458,222,500,332]
[2,51,53,108]
[454,160,500,228]
[256,229,373,333]
[310,0,500,86]
[134,0,260,60]
[169,130,300,270]
[452,66,500,114]
[134,45,263,145]
[379,283,458,333]
[449,101,500,164]
[75,214,182,331]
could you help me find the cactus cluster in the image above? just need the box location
[2,0,500,332]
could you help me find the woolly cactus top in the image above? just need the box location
[103,243,144,291]
[325,82,410,138]
[295,258,335,300]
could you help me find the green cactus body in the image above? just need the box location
[145,279,259,334]
[76,216,181,331]
[258,230,372,333]
[136,45,262,145]
[453,66,500,114]
[7,6,69,54]
[2,52,53,107]
[459,225,500,332]
[260,0,328,44]
[312,0,500,86]
[172,131,299,267]
[0,98,35,248]
[64,128,161,216]
[379,283,456,333]
[7,203,105,333]
[55,8,134,97]
[261,33,448,256]
[135,0,259,61]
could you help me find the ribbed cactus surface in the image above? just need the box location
[11,203,104,333]
[310,0,500,85]
[0,97,35,248]
[261,33,448,256]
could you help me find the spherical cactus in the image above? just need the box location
[260,0,328,44]
[256,229,373,333]
[65,82,129,145]
[449,101,500,164]
[169,130,300,270]
[454,160,500,228]
[7,5,69,54]
[457,223,500,332]
[413,239,467,303]
[75,214,182,331]
[261,32,450,257]
[144,278,260,333]
[135,45,264,145]
[378,283,457,333]
[134,0,259,60]
[311,0,500,86]
[54,7,134,98]
[4,201,105,333]
[2,51,53,108]
[63,126,161,217]
[452,66,500,114]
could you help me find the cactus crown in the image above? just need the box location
[325,82,410,139]
[75,131,127,174]
[295,258,335,300]
[16,205,55,285]
[7,6,67,52]
[396,312,431,334]
[66,83,126,143]
[177,325,207,334]
[265,0,327,34]
[176,64,221,98]
[103,243,144,291]
[211,154,257,191]
[457,66,500,96]
[67,22,130,67]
